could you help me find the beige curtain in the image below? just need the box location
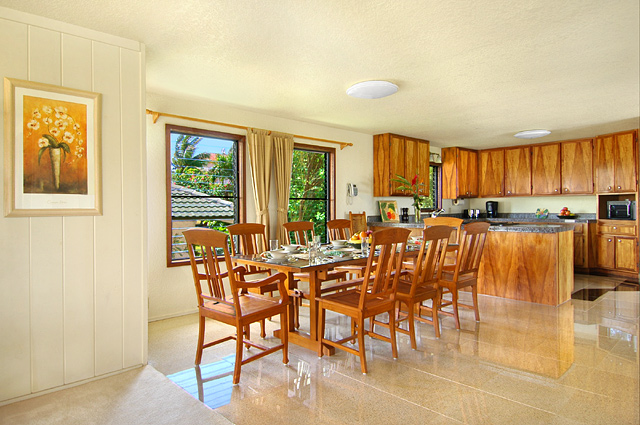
[247,128,272,239]
[272,132,294,244]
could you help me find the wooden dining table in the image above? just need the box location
[232,244,420,355]
[232,250,369,355]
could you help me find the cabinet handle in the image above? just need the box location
[608,186,612,190]
[613,227,617,230]
[608,239,612,242]
[564,188,569,192]
[555,189,558,192]
[617,186,621,189]
[507,191,511,194]
[499,191,502,194]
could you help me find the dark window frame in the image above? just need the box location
[287,143,336,242]
[165,124,246,267]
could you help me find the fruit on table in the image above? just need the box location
[559,207,573,216]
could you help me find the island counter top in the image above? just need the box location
[368,217,577,233]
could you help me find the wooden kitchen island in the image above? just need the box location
[369,219,575,306]
[478,223,574,306]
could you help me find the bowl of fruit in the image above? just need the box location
[348,230,373,248]
[557,207,576,219]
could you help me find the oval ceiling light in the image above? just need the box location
[514,129,551,139]
[346,80,398,99]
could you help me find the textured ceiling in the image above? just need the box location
[1,0,638,148]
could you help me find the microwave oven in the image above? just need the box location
[607,200,636,220]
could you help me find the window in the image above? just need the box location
[166,124,244,266]
[287,144,335,242]
[422,164,442,210]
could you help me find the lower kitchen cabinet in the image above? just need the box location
[595,220,638,275]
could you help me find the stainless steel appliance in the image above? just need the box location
[607,200,636,220]
[486,201,498,218]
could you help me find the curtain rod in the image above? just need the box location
[146,109,353,150]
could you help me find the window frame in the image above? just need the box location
[287,143,336,241]
[165,124,246,267]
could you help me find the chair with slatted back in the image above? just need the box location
[183,228,289,385]
[318,227,411,374]
[422,217,463,245]
[349,211,367,236]
[328,218,367,280]
[326,219,352,241]
[283,221,349,329]
[437,221,490,329]
[372,225,451,348]
[228,223,279,337]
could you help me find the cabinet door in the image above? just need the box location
[532,143,561,195]
[596,235,616,269]
[561,139,593,194]
[416,140,431,196]
[479,149,504,197]
[441,147,458,199]
[573,224,586,268]
[614,131,637,193]
[459,149,478,197]
[595,135,615,193]
[615,237,638,272]
[389,135,405,195]
[504,146,532,196]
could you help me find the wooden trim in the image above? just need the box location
[147,108,353,150]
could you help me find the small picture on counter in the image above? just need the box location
[535,208,549,219]
[378,200,399,222]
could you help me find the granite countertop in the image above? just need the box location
[367,213,595,234]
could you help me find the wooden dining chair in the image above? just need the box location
[227,222,277,337]
[318,227,411,374]
[423,217,463,245]
[326,219,352,241]
[349,211,367,235]
[437,221,490,329]
[283,221,349,328]
[183,228,290,385]
[375,225,451,348]
[283,220,315,245]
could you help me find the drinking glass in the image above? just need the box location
[269,239,279,251]
[361,239,369,256]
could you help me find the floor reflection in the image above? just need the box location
[167,357,235,409]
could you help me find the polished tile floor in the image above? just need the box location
[149,274,639,424]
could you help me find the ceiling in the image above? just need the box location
[1,0,638,148]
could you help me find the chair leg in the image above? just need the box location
[451,289,461,330]
[280,311,289,364]
[294,297,300,329]
[472,285,480,322]
[244,325,251,349]
[357,316,367,374]
[432,296,441,338]
[389,309,398,359]
[195,315,205,365]
[407,302,417,350]
[260,319,266,338]
[317,306,326,358]
[233,328,243,385]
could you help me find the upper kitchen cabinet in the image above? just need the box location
[478,148,505,197]
[532,143,561,195]
[373,133,430,197]
[442,147,478,199]
[561,138,594,194]
[504,146,532,196]
[595,130,637,193]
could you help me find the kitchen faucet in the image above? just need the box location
[430,208,445,218]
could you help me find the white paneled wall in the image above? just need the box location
[0,8,146,403]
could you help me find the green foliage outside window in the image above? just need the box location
[288,149,329,242]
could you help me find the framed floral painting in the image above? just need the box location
[378,200,399,222]
[4,78,102,216]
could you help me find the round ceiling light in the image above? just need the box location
[346,80,398,99]
[514,129,551,139]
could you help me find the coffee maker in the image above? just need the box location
[486,201,499,218]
